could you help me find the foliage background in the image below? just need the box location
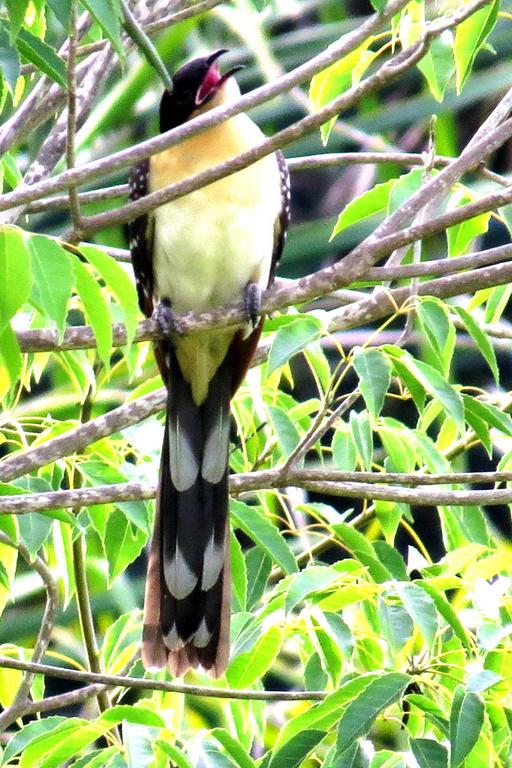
[1,0,512,766]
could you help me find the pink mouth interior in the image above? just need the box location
[196,63,222,104]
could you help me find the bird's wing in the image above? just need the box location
[270,149,291,283]
[231,150,290,394]
[128,158,155,318]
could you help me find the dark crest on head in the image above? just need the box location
[159,50,243,133]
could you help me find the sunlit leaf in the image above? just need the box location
[449,686,484,767]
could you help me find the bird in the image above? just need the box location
[128,49,290,677]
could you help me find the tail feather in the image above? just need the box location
[142,348,232,677]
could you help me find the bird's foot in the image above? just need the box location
[244,282,262,330]
[153,299,184,336]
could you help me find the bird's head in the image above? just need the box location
[160,50,243,132]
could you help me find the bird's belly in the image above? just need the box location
[153,187,275,313]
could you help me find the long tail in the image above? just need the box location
[142,349,232,677]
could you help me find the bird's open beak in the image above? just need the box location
[195,49,244,105]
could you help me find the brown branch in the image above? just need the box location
[0,389,166,484]
[13,240,512,357]
[3,469,512,514]
[0,0,420,213]
[23,150,510,215]
[0,657,327,701]
[66,0,82,233]
[0,535,58,732]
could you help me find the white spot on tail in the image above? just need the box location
[164,624,185,651]
[193,618,212,648]
[201,534,224,591]
[164,546,198,599]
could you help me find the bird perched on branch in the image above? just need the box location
[128,50,290,676]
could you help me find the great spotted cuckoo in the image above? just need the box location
[129,50,290,676]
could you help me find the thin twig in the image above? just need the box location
[66,0,82,234]
[120,0,173,90]
[0,657,328,701]
[3,468,512,515]
[0,0,416,213]
[0,534,58,732]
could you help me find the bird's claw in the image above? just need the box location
[153,300,184,336]
[244,282,262,330]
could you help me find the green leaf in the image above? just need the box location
[122,721,156,768]
[2,152,22,188]
[369,0,386,10]
[80,461,149,533]
[0,226,31,333]
[416,298,455,376]
[0,322,21,385]
[231,499,297,575]
[0,24,20,92]
[46,0,72,31]
[353,347,391,419]
[27,235,74,340]
[100,609,141,674]
[69,747,123,767]
[449,686,484,767]
[97,705,164,728]
[227,625,283,687]
[331,178,394,239]
[1,717,67,765]
[0,561,9,591]
[19,718,95,768]
[16,28,67,86]
[268,405,300,457]
[336,673,410,753]
[18,513,52,559]
[80,244,138,346]
[103,508,147,585]
[332,523,391,583]
[388,169,424,213]
[462,395,512,437]
[285,565,340,612]
[350,410,373,470]
[6,0,29,38]
[245,548,271,609]
[410,739,448,768]
[379,595,414,651]
[332,427,357,471]
[395,582,438,648]
[275,673,380,750]
[415,581,470,650]
[231,531,247,612]
[446,187,491,259]
[417,35,455,102]
[453,306,498,384]
[80,0,125,61]
[310,42,377,143]
[454,0,499,91]
[268,316,322,373]
[73,258,112,367]
[211,729,256,768]
[155,741,193,768]
[268,730,325,768]
[373,541,408,581]
[394,352,464,432]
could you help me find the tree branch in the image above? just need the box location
[0,657,327,701]
[3,468,512,514]
[0,534,58,732]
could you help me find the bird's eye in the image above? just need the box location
[176,89,191,104]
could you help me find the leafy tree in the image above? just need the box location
[0,0,512,765]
